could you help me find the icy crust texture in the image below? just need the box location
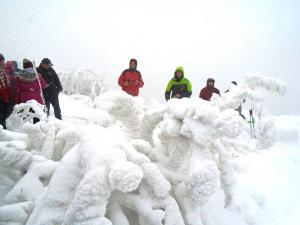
[0,75,287,225]
[59,68,108,99]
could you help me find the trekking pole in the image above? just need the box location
[32,61,49,117]
[248,109,256,139]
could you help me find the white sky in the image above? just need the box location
[1,0,299,115]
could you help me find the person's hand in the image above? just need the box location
[134,80,139,85]
[125,79,130,86]
[175,94,181,98]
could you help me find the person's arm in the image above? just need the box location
[165,79,173,101]
[182,79,192,98]
[215,88,221,97]
[199,88,204,98]
[52,69,63,92]
[118,71,127,87]
[136,72,144,88]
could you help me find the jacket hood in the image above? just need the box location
[18,68,37,82]
[174,66,185,81]
[206,78,215,86]
[129,58,137,69]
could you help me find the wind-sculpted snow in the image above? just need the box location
[59,68,108,99]
[0,74,291,225]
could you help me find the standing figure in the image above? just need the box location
[14,59,47,124]
[37,58,63,119]
[118,59,144,96]
[165,66,192,101]
[199,78,220,101]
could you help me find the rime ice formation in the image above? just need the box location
[0,74,291,225]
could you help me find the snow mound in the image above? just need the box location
[0,74,297,225]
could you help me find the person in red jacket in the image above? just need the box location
[0,53,11,129]
[118,59,144,96]
[199,78,221,101]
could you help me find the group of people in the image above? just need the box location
[118,59,244,117]
[118,59,221,101]
[0,53,63,129]
[0,56,244,129]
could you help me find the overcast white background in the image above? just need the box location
[1,0,299,115]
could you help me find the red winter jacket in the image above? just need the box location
[0,65,10,103]
[14,68,47,105]
[118,69,144,96]
[199,78,221,101]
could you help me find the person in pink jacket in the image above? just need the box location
[14,59,47,123]
[14,59,47,105]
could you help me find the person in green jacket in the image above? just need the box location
[165,66,192,101]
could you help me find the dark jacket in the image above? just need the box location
[199,78,220,101]
[37,66,62,98]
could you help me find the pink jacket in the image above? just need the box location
[14,68,47,105]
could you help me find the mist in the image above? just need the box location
[1,0,299,115]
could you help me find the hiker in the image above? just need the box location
[0,53,11,129]
[14,59,47,124]
[5,61,21,111]
[118,59,144,96]
[225,81,246,119]
[165,66,192,101]
[199,78,221,101]
[37,58,63,120]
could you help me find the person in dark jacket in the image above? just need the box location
[199,78,221,101]
[165,66,192,101]
[0,53,11,129]
[37,58,63,119]
[118,59,144,96]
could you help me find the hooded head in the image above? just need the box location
[174,66,184,80]
[206,78,215,87]
[23,58,33,69]
[129,58,137,70]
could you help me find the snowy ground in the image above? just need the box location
[0,73,299,225]
[58,93,300,225]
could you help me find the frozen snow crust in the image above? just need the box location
[1,73,299,225]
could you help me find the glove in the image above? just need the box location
[125,79,131,87]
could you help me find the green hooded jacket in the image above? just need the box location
[165,66,192,101]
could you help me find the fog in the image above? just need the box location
[1,0,299,115]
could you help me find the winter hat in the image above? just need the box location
[41,58,53,66]
[206,78,215,86]
[0,53,5,61]
[129,58,137,68]
[175,66,184,74]
[231,81,237,86]
[23,58,33,69]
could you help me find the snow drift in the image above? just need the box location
[0,74,297,225]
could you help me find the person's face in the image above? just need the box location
[176,71,183,78]
[208,81,214,86]
[42,63,50,70]
[0,60,4,66]
[130,61,136,69]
